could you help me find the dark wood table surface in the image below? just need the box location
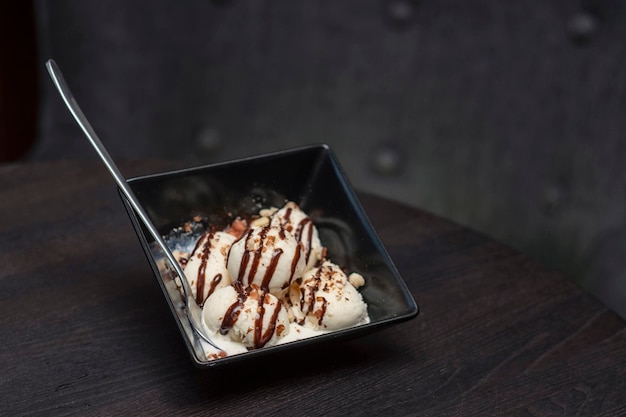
[1,161,625,416]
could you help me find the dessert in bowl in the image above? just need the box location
[121,144,418,368]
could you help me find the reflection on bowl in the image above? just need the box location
[120,144,418,368]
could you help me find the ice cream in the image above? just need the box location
[226,224,307,293]
[173,201,370,360]
[270,201,324,271]
[289,261,369,331]
[182,231,236,306]
[203,282,290,349]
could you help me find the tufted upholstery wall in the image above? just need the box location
[30,0,626,317]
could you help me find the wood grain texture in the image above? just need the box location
[1,161,624,416]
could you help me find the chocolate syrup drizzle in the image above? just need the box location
[294,218,314,264]
[220,281,249,336]
[236,225,301,290]
[219,281,284,349]
[185,204,337,351]
[281,206,315,265]
[190,230,223,306]
[221,224,303,349]
[299,267,329,326]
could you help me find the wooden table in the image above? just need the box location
[1,161,625,416]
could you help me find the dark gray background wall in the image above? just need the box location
[31,0,626,317]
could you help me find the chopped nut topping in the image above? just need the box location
[225,217,248,238]
[250,216,270,227]
[348,272,365,288]
[259,207,278,217]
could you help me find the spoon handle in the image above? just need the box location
[45,59,216,348]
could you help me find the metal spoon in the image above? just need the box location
[45,59,221,351]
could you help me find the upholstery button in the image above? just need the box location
[382,0,417,30]
[195,127,221,153]
[369,141,405,176]
[567,11,598,45]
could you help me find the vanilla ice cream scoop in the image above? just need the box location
[290,261,369,331]
[203,283,290,348]
[227,224,306,292]
[270,201,324,271]
[184,231,236,306]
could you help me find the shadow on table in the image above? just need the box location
[168,332,412,408]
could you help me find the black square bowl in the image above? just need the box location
[121,144,418,368]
